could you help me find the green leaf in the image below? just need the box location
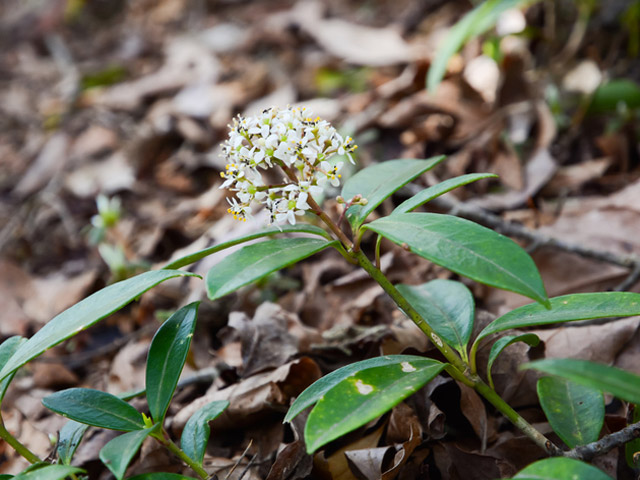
[206,237,336,301]
[486,333,539,390]
[537,376,604,448]
[525,359,640,404]
[0,475,12,479]
[511,457,613,479]
[365,213,548,305]
[12,465,85,480]
[0,270,197,382]
[588,79,640,114]
[305,357,446,453]
[146,302,199,423]
[396,280,474,358]
[100,426,159,480]
[427,0,529,92]
[626,404,640,468]
[163,224,332,270]
[127,474,199,480]
[341,157,445,231]
[476,292,640,344]
[285,355,431,423]
[181,400,229,465]
[42,388,145,431]
[393,173,497,214]
[0,336,26,403]
[57,420,89,465]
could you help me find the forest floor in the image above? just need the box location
[1,0,640,478]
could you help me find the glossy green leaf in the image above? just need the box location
[341,157,445,230]
[181,400,229,465]
[537,376,604,448]
[57,420,89,465]
[0,336,26,403]
[128,474,199,480]
[396,280,474,358]
[512,457,613,479]
[12,465,85,480]
[285,355,432,423]
[0,270,197,382]
[393,173,497,214]
[486,333,539,389]
[163,224,332,270]
[42,388,145,431]
[625,404,640,468]
[146,302,199,423]
[206,237,336,301]
[100,425,159,480]
[427,0,529,92]
[525,359,640,404]
[305,358,446,453]
[477,292,640,343]
[0,475,12,479]
[365,213,548,305]
[588,79,640,114]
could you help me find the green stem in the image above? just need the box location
[354,250,468,372]
[156,430,209,479]
[469,339,480,375]
[0,414,41,464]
[473,377,562,456]
[353,250,562,456]
[374,235,382,269]
[298,187,559,456]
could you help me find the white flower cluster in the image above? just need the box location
[219,106,357,225]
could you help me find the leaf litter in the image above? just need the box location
[1,0,640,477]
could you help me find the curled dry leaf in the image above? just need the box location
[222,302,321,377]
[172,357,321,433]
[286,1,414,67]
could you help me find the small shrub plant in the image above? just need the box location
[2,105,640,479]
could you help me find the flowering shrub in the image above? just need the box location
[220,106,356,224]
[2,106,640,480]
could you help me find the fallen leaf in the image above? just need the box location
[64,152,136,197]
[288,1,414,67]
[14,133,70,197]
[172,357,321,432]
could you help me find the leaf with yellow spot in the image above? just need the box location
[303,357,446,453]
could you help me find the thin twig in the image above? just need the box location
[565,420,640,461]
[614,264,640,292]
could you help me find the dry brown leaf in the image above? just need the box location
[64,152,136,198]
[32,362,79,389]
[266,440,313,480]
[470,148,558,211]
[344,447,393,480]
[107,340,150,395]
[544,157,612,195]
[70,126,118,160]
[222,302,321,377]
[172,357,321,433]
[14,133,70,197]
[531,316,640,364]
[288,1,414,67]
[433,443,503,480]
[457,383,493,450]
[313,423,386,480]
[24,270,97,325]
[94,37,221,111]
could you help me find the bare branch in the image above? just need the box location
[564,420,640,461]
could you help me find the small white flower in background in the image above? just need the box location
[220,106,357,224]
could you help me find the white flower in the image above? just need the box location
[219,106,358,224]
